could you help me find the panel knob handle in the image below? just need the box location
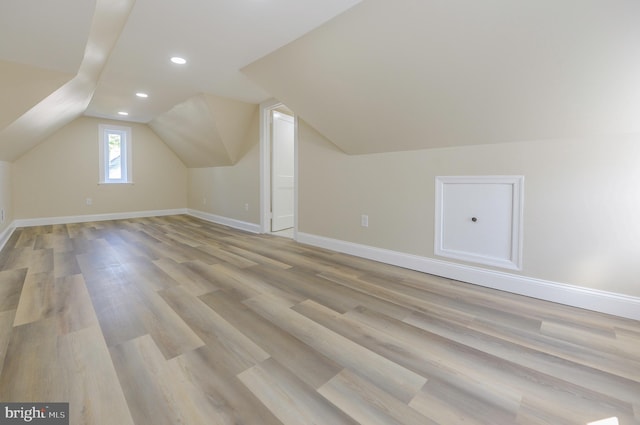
[471,217,478,222]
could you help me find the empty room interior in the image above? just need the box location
[1,1,639,424]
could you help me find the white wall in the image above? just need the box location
[13,116,187,219]
[299,120,640,298]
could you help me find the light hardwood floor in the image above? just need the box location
[0,215,638,425]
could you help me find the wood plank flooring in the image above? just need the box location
[0,215,638,425]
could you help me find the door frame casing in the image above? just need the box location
[259,98,298,237]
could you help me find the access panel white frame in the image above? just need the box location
[434,175,524,270]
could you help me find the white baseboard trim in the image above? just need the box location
[187,209,261,234]
[0,222,16,253]
[4,208,260,246]
[13,208,189,228]
[297,232,640,322]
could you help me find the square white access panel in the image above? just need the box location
[435,176,524,270]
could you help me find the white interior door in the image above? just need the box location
[271,111,294,232]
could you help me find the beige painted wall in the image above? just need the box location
[0,161,12,234]
[299,120,640,298]
[187,112,260,224]
[13,116,187,219]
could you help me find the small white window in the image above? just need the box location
[99,124,132,184]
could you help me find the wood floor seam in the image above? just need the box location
[0,215,638,425]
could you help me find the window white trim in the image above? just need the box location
[99,124,132,184]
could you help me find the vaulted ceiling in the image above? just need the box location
[1,0,639,162]
[0,0,361,163]
[244,0,640,155]
[149,94,258,168]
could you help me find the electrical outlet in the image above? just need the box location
[86,198,92,206]
[244,203,249,212]
[203,197,207,205]
[0,208,4,224]
[361,214,369,227]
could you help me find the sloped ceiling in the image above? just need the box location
[243,0,640,155]
[0,0,362,164]
[0,62,72,130]
[149,94,257,168]
[3,0,639,161]
[0,0,135,161]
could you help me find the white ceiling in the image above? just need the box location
[0,0,362,124]
[87,0,363,123]
[4,0,638,162]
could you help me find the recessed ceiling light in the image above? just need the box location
[118,111,129,116]
[170,56,187,65]
[136,92,148,98]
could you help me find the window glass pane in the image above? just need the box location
[99,124,131,184]
[108,133,122,179]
